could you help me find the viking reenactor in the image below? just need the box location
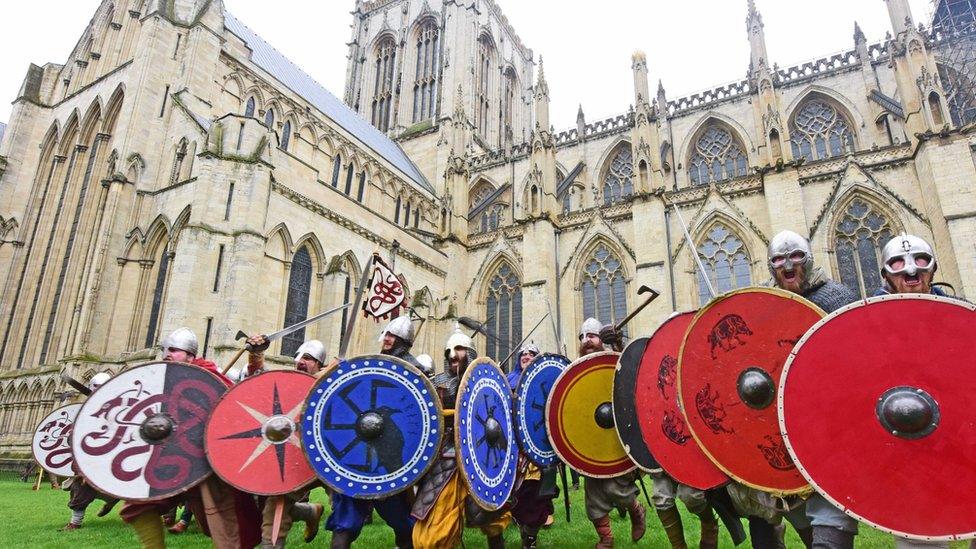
[242,334,326,547]
[875,234,943,298]
[650,474,717,549]
[410,328,511,549]
[60,372,119,531]
[577,318,646,549]
[506,342,539,388]
[119,328,262,549]
[766,230,859,548]
[325,316,419,549]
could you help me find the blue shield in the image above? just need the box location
[456,358,518,511]
[302,355,442,499]
[514,353,570,467]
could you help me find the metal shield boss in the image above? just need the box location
[71,361,227,501]
[514,353,570,467]
[456,358,518,511]
[636,312,728,490]
[780,295,976,540]
[302,355,442,499]
[32,403,82,477]
[205,371,317,496]
[678,288,822,494]
[613,338,661,472]
[547,351,636,478]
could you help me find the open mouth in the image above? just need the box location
[903,274,921,286]
[782,271,797,282]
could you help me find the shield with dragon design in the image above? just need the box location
[302,355,442,499]
[456,357,519,511]
[613,337,661,473]
[780,295,976,540]
[32,403,82,477]
[547,351,636,478]
[635,312,728,490]
[71,361,227,501]
[514,353,570,467]
[205,371,317,496]
[678,288,822,495]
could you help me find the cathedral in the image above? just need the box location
[0,0,974,459]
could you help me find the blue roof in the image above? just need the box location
[223,12,434,195]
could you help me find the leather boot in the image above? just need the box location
[520,525,539,549]
[656,507,687,549]
[811,526,854,549]
[592,515,614,549]
[774,523,787,549]
[487,534,505,549]
[129,512,165,549]
[394,528,414,549]
[628,500,647,542]
[796,527,814,548]
[330,530,354,549]
[748,517,777,549]
[298,503,324,543]
[696,507,719,549]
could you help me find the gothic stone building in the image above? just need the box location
[0,0,974,459]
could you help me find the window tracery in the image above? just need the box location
[834,198,895,298]
[688,126,748,186]
[603,146,634,205]
[282,247,313,356]
[413,21,439,122]
[485,263,522,369]
[789,99,855,162]
[372,36,397,132]
[581,243,628,332]
[695,223,752,306]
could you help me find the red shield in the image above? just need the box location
[547,352,636,478]
[780,295,976,540]
[205,371,316,496]
[636,312,728,490]
[678,288,822,494]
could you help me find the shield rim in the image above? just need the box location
[301,354,444,500]
[546,350,638,479]
[637,311,730,490]
[455,357,519,511]
[514,353,571,467]
[32,402,83,477]
[71,361,224,503]
[778,293,976,541]
[613,337,662,474]
[204,369,317,496]
[677,287,821,496]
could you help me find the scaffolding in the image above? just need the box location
[933,0,976,125]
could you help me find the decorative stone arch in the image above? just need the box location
[222,73,245,102]
[785,85,865,131]
[142,214,172,258]
[316,134,336,157]
[57,110,82,156]
[262,98,283,128]
[690,211,762,279]
[572,234,633,290]
[410,12,441,36]
[679,113,754,176]
[469,176,499,208]
[264,223,293,261]
[292,233,326,273]
[101,85,125,134]
[478,252,523,302]
[242,86,265,113]
[79,98,104,143]
[595,138,636,204]
[170,205,192,246]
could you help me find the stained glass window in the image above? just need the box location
[332,155,341,188]
[581,244,628,334]
[696,223,752,305]
[282,247,312,356]
[485,263,522,370]
[244,97,255,118]
[372,36,397,132]
[502,68,517,140]
[790,99,855,162]
[603,146,634,206]
[689,126,748,186]
[834,198,894,298]
[265,108,274,128]
[280,121,291,151]
[145,247,171,349]
[413,21,439,122]
[356,172,366,202]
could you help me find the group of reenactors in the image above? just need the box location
[36,227,970,549]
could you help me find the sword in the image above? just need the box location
[499,312,550,369]
[544,297,566,356]
[706,487,748,545]
[559,463,571,523]
[668,198,716,300]
[637,474,653,512]
[338,254,375,360]
[222,302,353,374]
[60,373,91,396]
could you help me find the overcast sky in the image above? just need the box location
[0,0,934,130]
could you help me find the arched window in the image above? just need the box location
[282,247,313,356]
[485,263,522,370]
[834,197,895,298]
[413,208,420,229]
[581,243,628,331]
[264,108,275,128]
[344,164,354,195]
[244,97,255,118]
[395,196,402,224]
[356,171,366,202]
[169,138,188,186]
[929,92,945,126]
[332,155,341,187]
[603,145,635,206]
[372,36,397,132]
[144,246,171,349]
[789,99,855,162]
[280,121,291,151]
[688,126,748,186]
[476,35,494,138]
[695,223,752,306]
[502,68,518,142]
[413,20,439,122]
[404,202,412,227]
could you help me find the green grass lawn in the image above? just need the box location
[0,472,964,547]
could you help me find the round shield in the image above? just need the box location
[678,288,822,494]
[302,355,442,499]
[72,361,227,501]
[547,351,636,478]
[780,294,976,540]
[456,358,519,511]
[613,338,661,472]
[205,371,316,496]
[514,353,570,467]
[636,312,729,490]
[32,403,82,477]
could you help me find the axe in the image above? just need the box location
[60,372,92,396]
[222,302,353,374]
[613,285,661,333]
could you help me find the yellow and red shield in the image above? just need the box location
[547,352,635,478]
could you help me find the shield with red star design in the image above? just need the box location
[205,370,317,496]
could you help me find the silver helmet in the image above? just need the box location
[379,316,415,344]
[519,341,540,358]
[416,354,435,375]
[445,327,475,360]
[882,234,936,276]
[161,327,199,357]
[88,372,111,391]
[294,340,327,365]
[767,230,814,277]
[579,318,601,340]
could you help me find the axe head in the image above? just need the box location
[235,330,248,341]
[638,285,660,298]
